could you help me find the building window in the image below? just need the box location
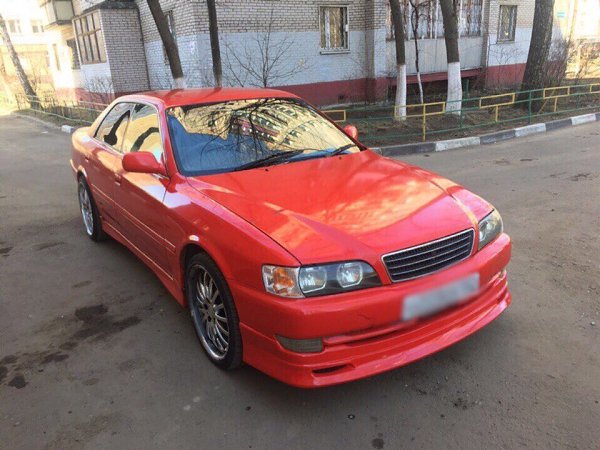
[386,0,482,40]
[163,10,177,64]
[31,20,44,34]
[498,5,517,42]
[73,11,106,64]
[460,0,483,37]
[6,20,22,34]
[66,39,80,69]
[319,6,349,51]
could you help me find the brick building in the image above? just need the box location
[21,0,600,104]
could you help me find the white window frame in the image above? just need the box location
[73,11,107,64]
[319,5,349,53]
[31,20,44,34]
[6,19,22,34]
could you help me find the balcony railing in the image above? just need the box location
[39,0,74,26]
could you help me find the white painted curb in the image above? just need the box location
[514,123,546,137]
[61,125,76,134]
[571,113,596,126]
[435,136,480,151]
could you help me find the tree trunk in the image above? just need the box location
[521,0,555,105]
[0,12,39,107]
[440,0,462,113]
[390,0,407,120]
[206,0,222,87]
[409,0,424,104]
[146,0,185,88]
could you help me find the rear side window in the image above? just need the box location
[122,104,163,162]
[95,103,132,151]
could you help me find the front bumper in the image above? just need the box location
[232,233,511,388]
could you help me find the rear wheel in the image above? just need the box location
[186,252,243,369]
[78,177,106,241]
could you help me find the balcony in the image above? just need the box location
[39,0,74,27]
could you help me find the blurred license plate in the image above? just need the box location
[402,273,480,321]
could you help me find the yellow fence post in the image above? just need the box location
[422,104,426,142]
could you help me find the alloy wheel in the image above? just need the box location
[78,182,94,236]
[189,264,230,360]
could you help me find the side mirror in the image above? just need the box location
[343,124,359,140]
[122,152,167,177]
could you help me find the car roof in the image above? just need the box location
[119,87,300,109]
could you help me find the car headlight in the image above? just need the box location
[262,261,381,298]
[478,209,503,250]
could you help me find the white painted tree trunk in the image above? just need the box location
[416,71,423,104]
[446,61,462,113]
[173,77,186,89]
[394,64,407,121]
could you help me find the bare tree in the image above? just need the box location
[0,12,39,106]
[223,10,307,88]
[206,0,222,87]
[408,0,429,104]
[390,0,407,120]
[521,0,555,94]
[84,76,114,105]
[440,0,462,113]
[146,0,185,88]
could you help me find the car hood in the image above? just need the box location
[187,151,485,264]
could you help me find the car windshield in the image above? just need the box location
[166,98,360,175]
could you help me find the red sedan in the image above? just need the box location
[70,88,511,387]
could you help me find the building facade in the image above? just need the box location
[4,0,597,105]
[0,0,58,96]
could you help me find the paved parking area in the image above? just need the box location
[0,114,599,449]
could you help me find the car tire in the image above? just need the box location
[77,177,106,242]
[186,252,243,370]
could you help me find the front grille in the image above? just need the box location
[382,229,475,282]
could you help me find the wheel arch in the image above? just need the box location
[179,241,212,307]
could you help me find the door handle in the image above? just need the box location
[114,174,122,185]
[84,155,90,162]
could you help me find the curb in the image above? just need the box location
[61,124,77,134]
[377,112,600,157]
[10,112,62,131]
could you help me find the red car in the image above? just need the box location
[70,88,511,388]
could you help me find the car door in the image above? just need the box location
[88,102,132,225]
[113,102,171,274]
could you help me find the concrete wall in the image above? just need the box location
[385,37,485,75]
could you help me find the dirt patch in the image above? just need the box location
[34,241,65,251]
[0,304,141,389]
[8,374,28,389]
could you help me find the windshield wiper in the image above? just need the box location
[329,143,358,157]
[233,150,304,172]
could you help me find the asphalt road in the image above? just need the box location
[1,114,599,449]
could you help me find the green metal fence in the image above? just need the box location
[0,92,108,125]
[323,82,600,146]
[1,83,598,146]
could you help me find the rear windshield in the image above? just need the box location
[166,98,359,175]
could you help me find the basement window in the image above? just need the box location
[320,6,349,52]
[498,5,517,42]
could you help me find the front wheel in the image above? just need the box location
[186,253,243,370]
[77,177,106,241]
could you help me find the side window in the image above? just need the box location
[122,104,163,162]
[95,103,132,151]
